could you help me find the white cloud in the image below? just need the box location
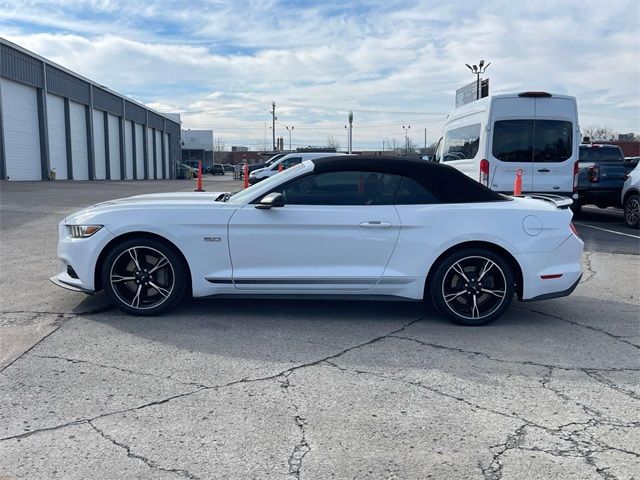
[1,0,638,148]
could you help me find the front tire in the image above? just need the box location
[430,249,515,326]
[624,193,640,229]
[101,238,187,316]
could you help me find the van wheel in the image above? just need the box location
[430,249,515,326]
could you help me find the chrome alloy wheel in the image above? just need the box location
[109,246,175,310]
[625,197,639,227]
[441,256,507,321]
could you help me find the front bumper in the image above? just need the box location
[516,233,584,301]
[51,222,115,293]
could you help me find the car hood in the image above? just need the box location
[64,191,229,224]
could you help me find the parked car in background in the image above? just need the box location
[223,164,235,172]
[176,163,196,180]
[249,152,347,184]
[211,164,225,175]
[621,165,639,228]
[574,144,629,213]
[437,91,580,198]
[624,156,640,168]
[51,156,583,325]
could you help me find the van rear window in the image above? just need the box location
[493,120,572,163]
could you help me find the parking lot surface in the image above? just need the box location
[1,178,639,479]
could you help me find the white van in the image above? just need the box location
[249,152,346,184]
[436,92,580,198]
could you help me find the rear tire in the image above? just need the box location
[430,248,515,326]
[101,238,187,316]
[624,193,640,229]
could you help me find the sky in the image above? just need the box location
[1,0,638,151]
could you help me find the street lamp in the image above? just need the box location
[402,125,411,155]
[465,60,490,100]
[285,125,294,151]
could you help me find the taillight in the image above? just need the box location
[479,159,489,186]
[587,165,599,183]
[573,161,579,192]
[570,222,580,238]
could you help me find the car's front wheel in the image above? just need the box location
[624,193,640,229]
[430,249,515,326]
[101,238,187,315]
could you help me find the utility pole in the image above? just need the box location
[285,125,294,151]
[424,128,427,149]
[270,101,277,151]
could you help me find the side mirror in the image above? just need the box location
[255,192,285,209]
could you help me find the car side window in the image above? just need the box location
[271,171,401,205]
[394,177,439,204]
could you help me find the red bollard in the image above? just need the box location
[243,161,249,189]
[194,160,204,192]
[278,163,283,172]
[513,168,523,196]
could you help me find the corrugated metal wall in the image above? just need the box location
[0,40,181,181]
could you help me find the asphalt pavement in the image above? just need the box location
[573,206,640,255]
[0,177,638,480]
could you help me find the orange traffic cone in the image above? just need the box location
[513,168,523,196]
[194,161,205,192]
[243,162,249,189]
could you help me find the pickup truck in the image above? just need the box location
[573,144,633,214]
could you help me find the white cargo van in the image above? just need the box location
[436,92,580,198]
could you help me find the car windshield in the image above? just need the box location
[579,147,624,162]
[224,163,307,204]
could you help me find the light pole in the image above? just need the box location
[402,125,411,155]
[270,101,277,151]
[285,125,294,151]
[344,111,353,154]
[465,60,490,100]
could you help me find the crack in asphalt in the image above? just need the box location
[29,354,210,389]
[0,316,426,443]
[88,420,200,479]
[280,374,311,479]
[581,251,597,285]
[322,362,637,480]
[513,305,640,352]
[582,369,640,402]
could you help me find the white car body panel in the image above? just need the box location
[621,165,639,203]
[52,159,583,309]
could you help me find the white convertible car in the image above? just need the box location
[51,157,583,325]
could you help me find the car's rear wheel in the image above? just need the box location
[624,193,640,228]
[101,238,186,316]
[430,249,515,326]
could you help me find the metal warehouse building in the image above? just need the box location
[0,38,181,181]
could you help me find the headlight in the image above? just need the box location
[67,225,103,238]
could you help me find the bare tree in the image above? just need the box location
[327,135,341,151]
[583,126,617,142]
[405,137,417,154]
[214,138,226,151]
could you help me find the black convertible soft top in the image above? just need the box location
[311,156,508,203]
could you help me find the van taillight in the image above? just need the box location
[479,159,490,186]
[573,161,579,192]
[588,165,599,183]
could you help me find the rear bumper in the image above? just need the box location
[515,233,584,301]
[576,189,622,205]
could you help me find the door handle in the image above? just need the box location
[359,221,392,228]
[537,168,550,173]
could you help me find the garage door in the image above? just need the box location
[163,132,170,179]
[135,123,144,179]
[155,130,163,179]
[92,109,106,179]
[69,102,89,180]
[46,94,67,180]
[124,120,133,179]
[1,78,41,180]
[147,128,155,179]
[107,113,121,180]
